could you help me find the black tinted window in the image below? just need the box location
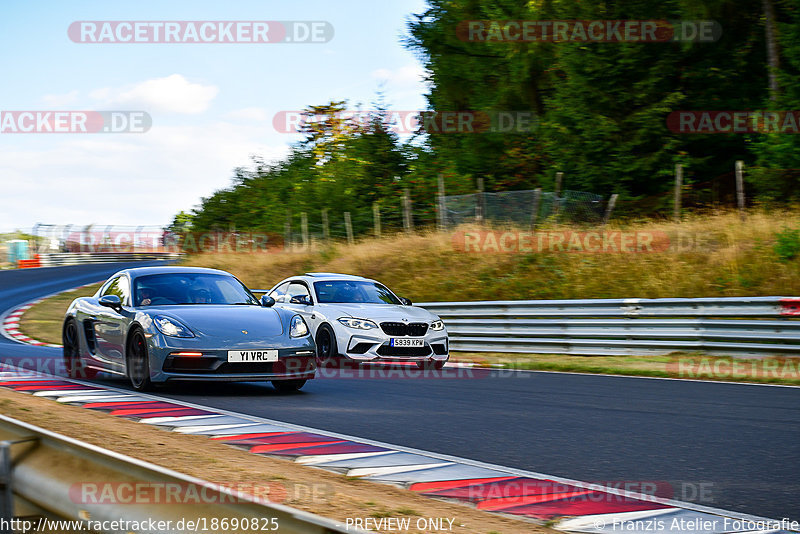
[133,273,258,306]
[314,281,400,304]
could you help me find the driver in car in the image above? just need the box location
[139,288,153,306]
[191,287,213,304]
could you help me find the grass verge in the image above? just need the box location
[0,387,548,534]
[17,283,102,345]
[182,210,800,302]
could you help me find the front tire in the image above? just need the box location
[271,379,306,393]
[127,329,153,391]
[62,319,97,379]
[315,324,340,367]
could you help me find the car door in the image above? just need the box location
[92,275,130,372]
[281,281,319,330]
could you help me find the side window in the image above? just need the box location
[101,276,130,306]
[287,282,311,303]
[117,276,131,306]
[97,279,114,297]
[269,282,290,303]
[101,277,121,298]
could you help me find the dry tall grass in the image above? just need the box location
[183,210,800,302]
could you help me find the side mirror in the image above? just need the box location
[290,295,312,306]
[400,297,412,306]
[260,295,276,307]
[99,294,122,311]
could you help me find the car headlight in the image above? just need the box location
[153,315,194,338]
[337,317,378,330]
[431,320,445,331]
[290,315,309,338]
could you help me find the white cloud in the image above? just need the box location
[42,90,79,107]
[90,74,219,114]
[0,121,289,230]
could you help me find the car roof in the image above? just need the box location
[274,273,377,287]
[304,272,369,280]
[111,266,233,279]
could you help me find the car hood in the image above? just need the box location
[145,305,284,338]
[320,303,436,322]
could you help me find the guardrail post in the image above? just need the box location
[0,437,37,532]
[0,441,12,532]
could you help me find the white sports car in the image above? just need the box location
[263,273,449,369]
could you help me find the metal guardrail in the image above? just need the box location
[418,297,800,356]
[0,415,356,534]
[39,252,182,267]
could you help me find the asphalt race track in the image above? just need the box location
[1,263,798,522]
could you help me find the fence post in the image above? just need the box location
[735,160,746,221]
[554,172,563,221]
[603,194,618,226]
[373,202,381,238]
[321,209,329,242]
[674,164,683,222]
[530,188,542,230]
[344,212,354,245]
[438,174,446,231]
[300,212,309,249]
[403,189,414,234]
[476,177,485,224]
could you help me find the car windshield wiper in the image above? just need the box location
[231,302,258,305]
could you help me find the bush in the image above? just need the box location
[774,227,800,262]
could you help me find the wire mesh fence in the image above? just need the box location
[282,188,609,247]
[445,189,606,227]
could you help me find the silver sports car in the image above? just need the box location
[62,266,316,392]
[264,273,449,369]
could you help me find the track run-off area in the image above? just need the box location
[0,262,797,523]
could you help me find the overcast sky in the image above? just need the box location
[0,0,429,233]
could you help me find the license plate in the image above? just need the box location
[227,350,278,362]
[390,338,424,347]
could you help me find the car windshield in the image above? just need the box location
[133,273,259,306]
[314,280,400,304]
